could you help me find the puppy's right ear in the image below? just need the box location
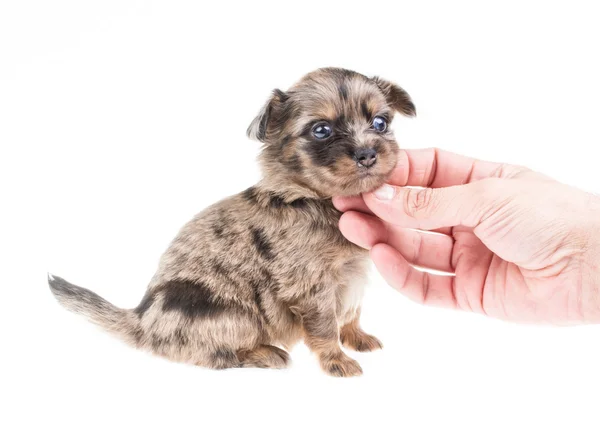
[247,89,289,143]
[371,77,416,117]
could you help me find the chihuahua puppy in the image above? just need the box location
[49,67,415,377]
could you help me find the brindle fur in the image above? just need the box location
[48,67,415,377]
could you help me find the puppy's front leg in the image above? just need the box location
[298,294,362,377]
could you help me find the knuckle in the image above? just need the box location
[490,163,531,179]
[403,187,436,218]
[420,272,430,304]
[410,232,423,262]
[472,178,506,202]
[475,176,502,190]
[471,178,516,222]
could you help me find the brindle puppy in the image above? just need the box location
[48,67,415,377]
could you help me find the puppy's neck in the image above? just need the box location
[257,175,324,203]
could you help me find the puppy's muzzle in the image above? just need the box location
[354,148,377,168]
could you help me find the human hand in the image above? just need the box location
[334,149,600,324]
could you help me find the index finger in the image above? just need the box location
[387,148,523,188]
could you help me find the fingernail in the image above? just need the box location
[373,184,395,200]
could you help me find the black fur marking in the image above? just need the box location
[174,327,188,346]
[273,89,289,103]
[260,267,276,284]
[211,349,239,368]
[339,82,349,101]
[267,193,308,209]
[257,104,271,141]
[329,364,343,375]
[290,198,308,209]
[151,335,167,351]
[284,153,303,173]
[132,327,144,345]
[339,69,357,79]
[303,311,337,339]
[212,209,236,243]
[251,227,275,260]
[250,279,270,325]
[211,260,229,277]
[309,284,326,296]
[279,134,292,150]
[373,140,383,153]
[361,101,372,121]
[150,332,187,351]
[134,291,155,317]
[160,279,227,320]
[268,193,285,208]
[212,222,225,238]
[242,186,258,203]
[304,138,355,167]
[219,208,234,225]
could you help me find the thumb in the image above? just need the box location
[362,179,509,231]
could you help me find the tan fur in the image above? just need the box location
[49,67,415,377]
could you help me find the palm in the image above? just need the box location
[450,228,580,323]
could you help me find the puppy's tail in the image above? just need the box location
[48,274,141,345]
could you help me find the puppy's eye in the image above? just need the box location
[372,116,387,132]
[312,123,332,140]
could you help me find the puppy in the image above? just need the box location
[48,67,415,377]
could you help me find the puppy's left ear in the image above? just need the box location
[372,77,416,117]
[247,89,289,143]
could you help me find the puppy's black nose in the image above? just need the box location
[354,148,377,168]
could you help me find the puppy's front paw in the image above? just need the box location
[321,353,363,377]
[341,330,383,352]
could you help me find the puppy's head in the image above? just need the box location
[248,68,415,197]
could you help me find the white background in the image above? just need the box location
[2,1,600,430]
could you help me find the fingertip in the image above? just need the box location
[370,243,404,267]
[332,196,347,211]
[371,243,458,309]
[362,188,397,223]
[339,211,387,249]
[370,243,412,290]
[386,149,410,186]
[338,210,352,230]
[333,194,371,214]
[338,211,358,240]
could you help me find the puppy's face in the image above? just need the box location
[248,68,415,197]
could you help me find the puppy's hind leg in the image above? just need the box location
[340,308,383,352]
[237,345,290,369]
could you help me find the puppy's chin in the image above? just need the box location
[331,166,394,197]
